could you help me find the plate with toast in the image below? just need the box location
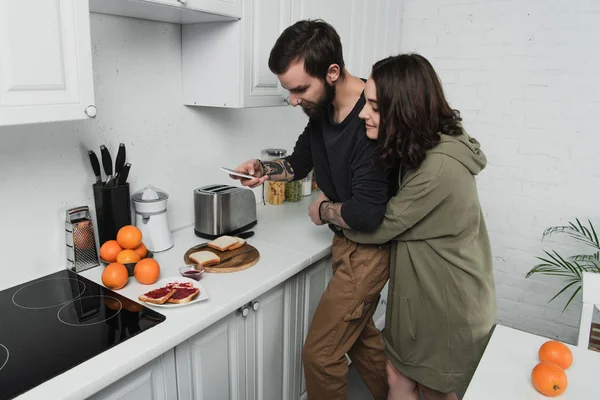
[184,235,260,273]
[138,277,208,308]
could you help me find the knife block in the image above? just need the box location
[93,183,132,246]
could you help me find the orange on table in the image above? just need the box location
[100,240,122,262]
[134,258,160,285]
[101,262,129,290]
[532,361,567,397]
[134,242,148,259]
[116,225,143,249]
[116,249,141,264]
[539,340,573,370]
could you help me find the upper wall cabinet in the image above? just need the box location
[182,0,404,109]
[0,0,95,127]
[182,0,291,108]
[291,0,404,80]
[89,0,241,24]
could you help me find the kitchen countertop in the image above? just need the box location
[16,194,333,400]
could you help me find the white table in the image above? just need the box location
[464,324,600,399]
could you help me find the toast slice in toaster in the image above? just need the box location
[208,236,240,251]
[189,251,221,267]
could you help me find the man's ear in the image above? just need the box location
[326,64,341,85]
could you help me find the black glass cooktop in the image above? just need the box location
[0,269,165,400]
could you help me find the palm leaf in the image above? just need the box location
[570,253,600,272]
[542,219,600,250]
[531,218,599,310]
[561,285,582,312]
[547,278,582,311]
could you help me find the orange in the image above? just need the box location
[101,263,129,290]
[99,240,122,263]
[116,249,141,264]
[532,362,567,397]
[116,225,143,250]
[539,340,573,370]
[134,242,148,259]
[134,258,161,285]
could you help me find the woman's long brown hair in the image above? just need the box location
[371,54,463,171]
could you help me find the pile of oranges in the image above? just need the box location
[100,225,160,290]
[532,340,573,397]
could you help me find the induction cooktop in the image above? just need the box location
[0,269,165,400]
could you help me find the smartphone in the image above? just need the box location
[220,167,256,180]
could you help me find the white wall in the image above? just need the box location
[0,14,305,289]
[401,0,600,343]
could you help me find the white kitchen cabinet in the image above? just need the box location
[181,0,403,108]
[291,0,404,79]
[89,0,241,24]
[246,277,302,400]
[175,312,246,400]
[299,255,333,400]
[176,279,300,400]
[0,0,95,127]
[182,0,291,107]
[88,349,177,400]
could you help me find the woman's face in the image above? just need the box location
[359,77,380,140]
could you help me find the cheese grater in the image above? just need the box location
[65,206,100,272]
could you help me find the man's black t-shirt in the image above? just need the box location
[284,92,393,232]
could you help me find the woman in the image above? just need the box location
[341,54,497,399]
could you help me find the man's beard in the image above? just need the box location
[302,81,335,119]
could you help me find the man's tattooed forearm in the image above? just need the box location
[320,202,351,229]
[262,160,295,182]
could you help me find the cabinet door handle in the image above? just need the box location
[251,301,260,311]
[238,305,249,317]
[84,105,97,118]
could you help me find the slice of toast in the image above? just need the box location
[167,287,200,304]
[208,235,239,251]
[189,251,221,267]
[166,281,195,290]
[139,287,176,304]
[228,237,246,251]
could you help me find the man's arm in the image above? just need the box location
[310,135,389,231]
[232,123,312,188]
[260,122,312,181]
[337,135,390,232]
[319,201,350,229]
[259,159,295,182]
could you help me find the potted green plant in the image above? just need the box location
[526,219,600,311]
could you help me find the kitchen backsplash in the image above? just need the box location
[0,14,305,289]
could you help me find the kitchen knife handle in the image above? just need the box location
[100,145,113,180]
[115,143,126,175]
[88,150,102,184]
[118,163,131,186]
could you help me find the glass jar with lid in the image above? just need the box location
[262,149,287,205]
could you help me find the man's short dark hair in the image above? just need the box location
[268,19,345,79]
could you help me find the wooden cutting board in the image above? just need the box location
[183,242,260,273]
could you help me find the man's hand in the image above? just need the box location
[308,192,329,226]
[230,159,268,189]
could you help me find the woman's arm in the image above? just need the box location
[344,154,451,244]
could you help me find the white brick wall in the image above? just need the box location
[401,0,600,343]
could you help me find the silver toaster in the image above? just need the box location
[194,184,257,239]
